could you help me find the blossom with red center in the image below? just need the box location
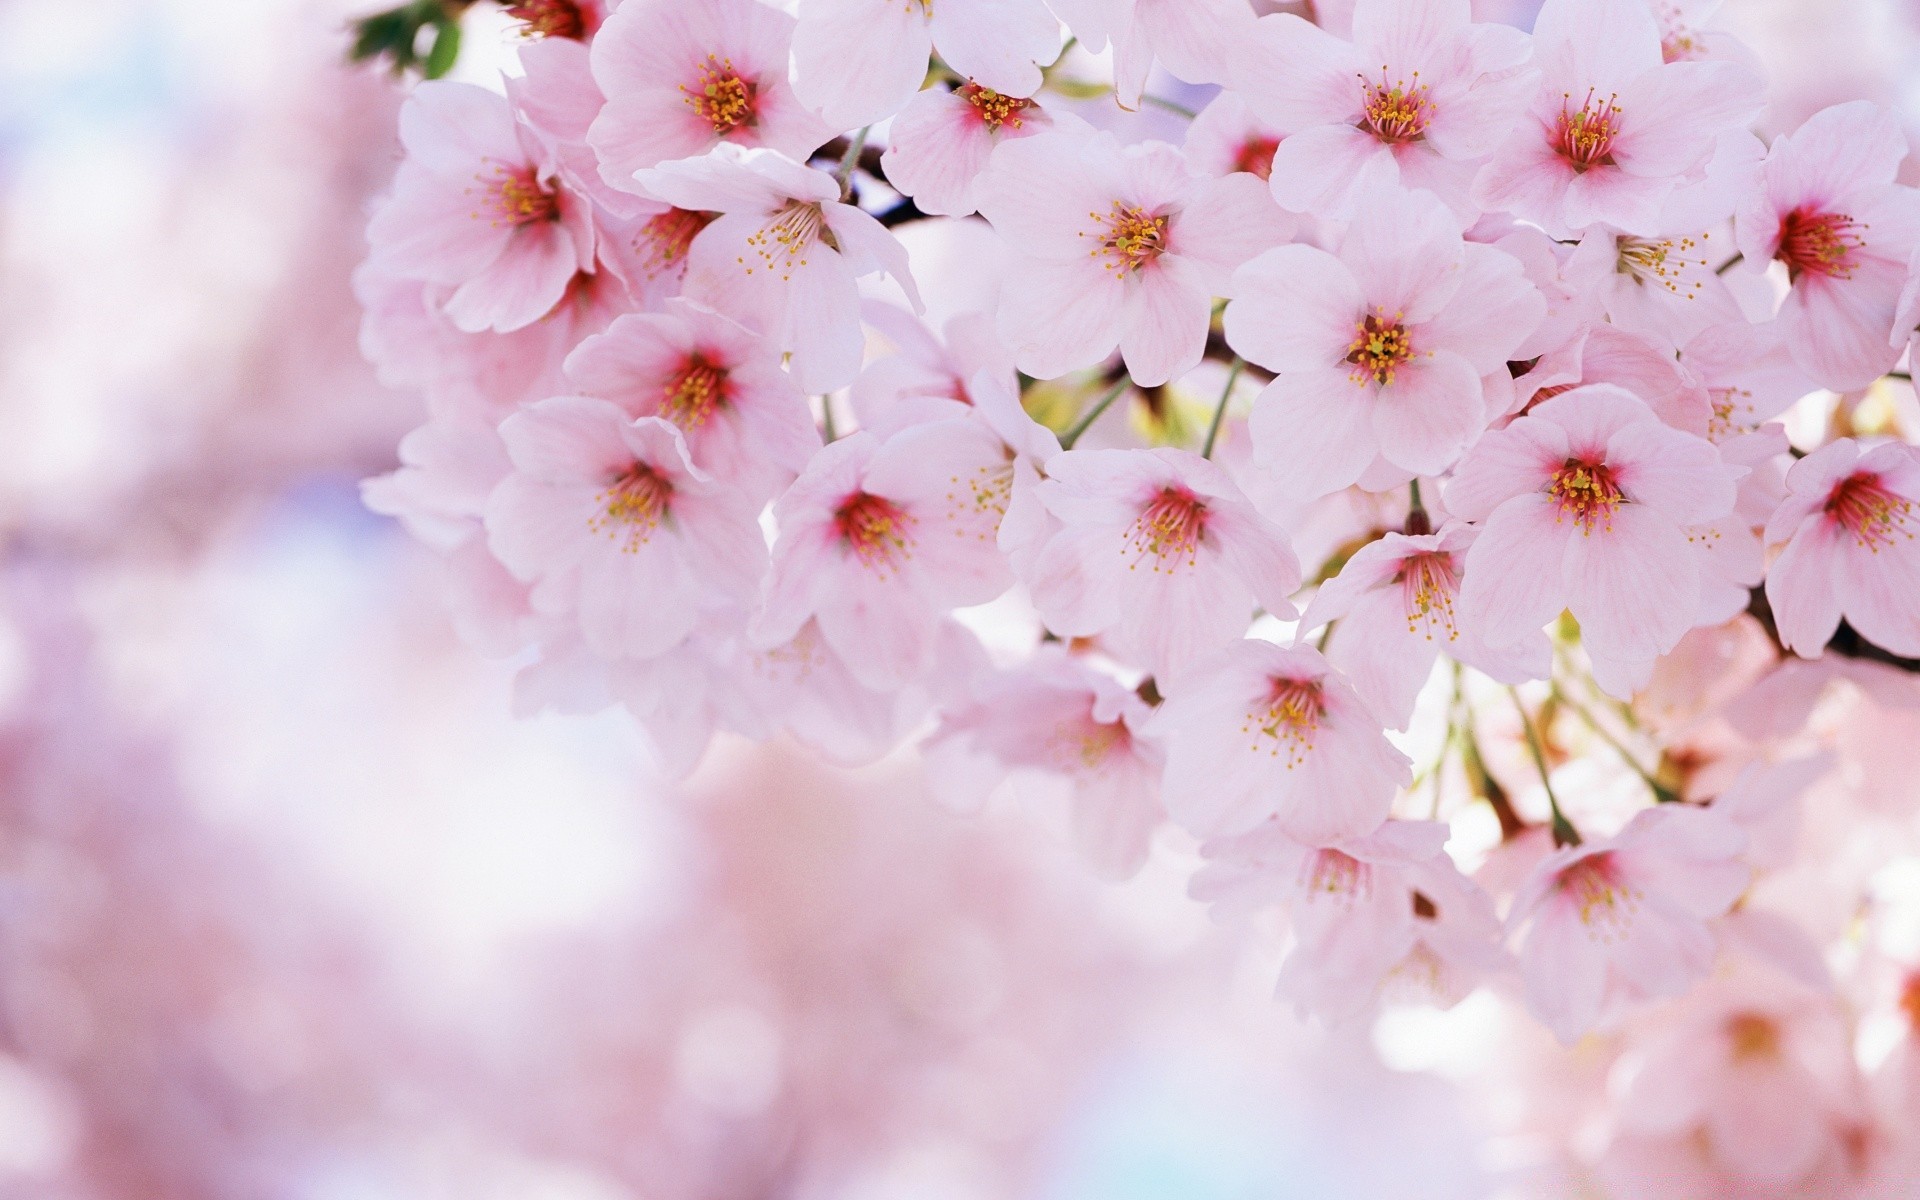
[504,0,602,39]
[929,653,1166,879]
[366,82,598,334]
[1235,0,1538,218]
[879,83,1054,218]
[485,399,769,661]
[1448,384,1738,698]
[1301,523,1552,730]
[755,421,1015,691]
[636,145,921,393]
[561,300,818,504]
[1509,805,1748,1042]
[1225,183,1544,500]
[1474,0,1762,236]
[1732,101,1920,391]
[1152,640,1409,842]
[975,126,1294,387]
[586,0,829,189]
[1192,818,1508,1018]
[1024,448,1301,680]
[1764,438,1920,660]
[1183,92,1284,183]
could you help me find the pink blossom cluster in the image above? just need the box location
[358,0,1920,1136]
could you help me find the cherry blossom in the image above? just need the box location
[1153,640,1410,843]
[1024,447,1302,680]
[1764,438,1920,660]
[1225,182,1544,499]
[879,84,1054,219]
[1733,101,1920,391]
[974,126,1293,387]
[1449,384,1739,697]
[586,0,830,188]
[1235,0,1538,219]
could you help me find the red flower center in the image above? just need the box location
[959,82,1032,133]
[1086,202,1170,275]
[1303,848,1372,902]
[1126,487,1208,568]
[1554,90,1622,172]
[635,207,715,279]
[1359,73,1433,144]
[834,492,913,573]
[1245,676,1326,767]
[661,355,728,429]
[1775,207,1864,280]
[590,462,674,548]
[1232,136,1280,180]
[1397,550,1461,641]
[504,0,588,39]
[1554,852,1639,940]
[1725,1012,1782,1061]
[1346,312,1414,386]
[681,55,757,134]
[1549,459,1624,531]
[1825,470,1913,550]
[484,166,560,228]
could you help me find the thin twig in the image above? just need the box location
[834,127,870,202]
[1510,688,1581,847]
[1059,378,1131,449]
[1201,358,1244,459]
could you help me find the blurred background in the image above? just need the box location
[0,1,1917,1196]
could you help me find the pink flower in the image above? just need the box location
[1224,183,1545,499]
[1733,101,1920,391]
[486,398,769,660]
[1449,384,1738,698]
[1473,0,1762,236]
[503,0,606,40]
[637,145,921,393]
[1024,448,1302,680]
[366,82,597,333]
[850,308,1018,435]
[974,127,1293,387]
[879,84,1054,219]
[1561,225,1744,349]
[1193,818,1508,1017]
[562,299,819,503]
[1151,640,1410,842]
[790,0,1061,131]
[1303,522,1553,730]
[931,654,1165,879]
[1508,805,1749,1042]
[1182,92,1284,181]
[1234,0,1538,219]
[586,0,829,189]
[1053,0,1255,110]
[1764,438,1920,660]
[754,420,1014,691]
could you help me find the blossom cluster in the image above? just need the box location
[358,0,1920,1185]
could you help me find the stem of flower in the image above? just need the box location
[1550,683,1679,803]
[1510,688,1581,847]
[819,395,838,443]
[1140,94,1198,119]
[1714,250,1744,276]
[1059,378,1131,449]
[1405,477,1431,535]
[834,127,870,202]
[1201,357,1244,459]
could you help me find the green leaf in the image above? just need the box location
[422,16,461,79]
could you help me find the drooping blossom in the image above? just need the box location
[790,0,1062,131]
[1764,438,1920,660]
[1024,448,1302,680]
[1449,384,1739,698]
[636,145,921,393]
[1193,818,1509,1018]
[587,0,830,189]
[930,653,1166,879]
[879,84,1054,219]
[1508,803,1749,1042]
[1234,0,1538,219]
[1225,183,1544,499]
[1152,640,1410,843]
[1303,522,1553,730]
[1733,101,1920,391]
[850,307,1018,435]
[1182,91,1284,181]
[1561,224,1743,348]
[486,398,768,660]
[366,82,597,333]
[1473,0,1763,236]
[562,299,819,502]
[754,420,1014,691]
[974,126,1294,387]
